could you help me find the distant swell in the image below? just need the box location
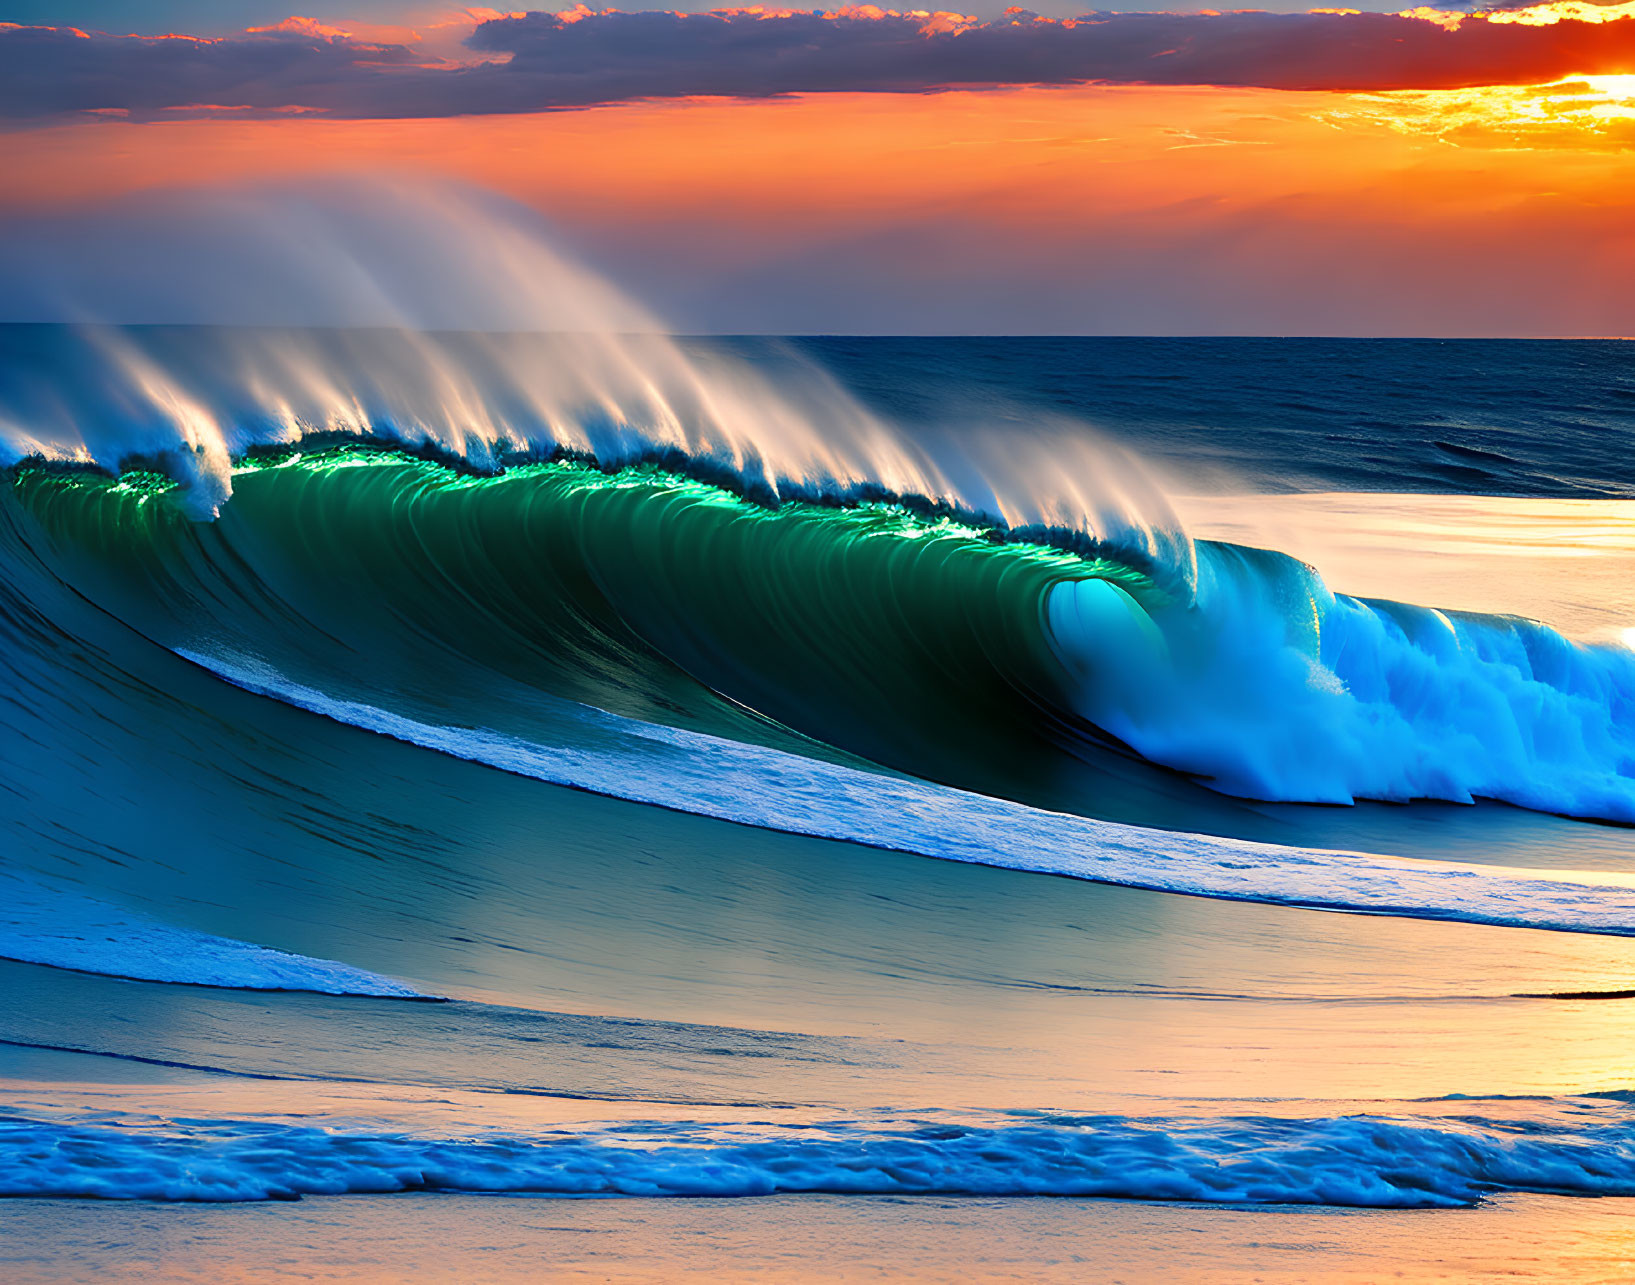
[8,1105,1635,1207]
[0,871,432,999]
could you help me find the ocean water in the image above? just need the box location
[4,313,1635,1276]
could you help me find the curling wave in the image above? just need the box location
[7,440,1635,834]
[5,184,1627,831]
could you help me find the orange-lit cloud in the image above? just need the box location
[246,9,521,62]
[246,16,358,40]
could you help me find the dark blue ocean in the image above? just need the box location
[789,336,1635,496]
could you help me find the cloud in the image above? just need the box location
[0,22,425,119]
[6,2,1635,122]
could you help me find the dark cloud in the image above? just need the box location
[0,22,423,119]
[467,6,1635,97]
[6,5,1635,122]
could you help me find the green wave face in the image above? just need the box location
[12,441,1635,863]
[9,449,1166,811]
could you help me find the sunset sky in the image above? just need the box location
[5,1,1635,333]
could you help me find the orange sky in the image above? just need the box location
[5,78,1635,333]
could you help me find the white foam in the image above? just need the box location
[0,870,430,997]
[5,1104,1634,1206]
[182,649,1635,939]
[1048,539,1635,820]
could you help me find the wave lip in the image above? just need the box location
[1048,540,1635,821]
[182,649,1635,939]
[6,1107,1635,1207]
[0,871,433,998]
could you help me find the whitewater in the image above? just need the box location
[10,1098,1635,1208]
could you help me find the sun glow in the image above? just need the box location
[1324,73,1635,147]
[1396,0,1635,25]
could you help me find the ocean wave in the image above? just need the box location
[2,183,1631,832]
[0,870,431,998]
[11,444,1635,832]
[7,1104,1635,1207]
